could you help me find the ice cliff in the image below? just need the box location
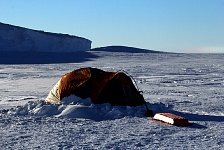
[0,22,91,52]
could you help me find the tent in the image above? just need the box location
[45,67,146,106]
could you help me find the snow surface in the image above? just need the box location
[0,51,223,149]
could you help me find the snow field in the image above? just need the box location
[0,52,223,149]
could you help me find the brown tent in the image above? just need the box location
[45,67,146,106]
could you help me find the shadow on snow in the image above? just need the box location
[150,103,223,129]
[0,51,99,64]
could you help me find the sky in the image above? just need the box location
[0,0,224,53]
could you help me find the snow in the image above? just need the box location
[0,51,224,149]
[6,95,146,121]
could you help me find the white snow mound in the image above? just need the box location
[6,95,147,121]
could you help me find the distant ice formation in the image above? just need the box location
[91,46,164,53]
[0,22,91,52]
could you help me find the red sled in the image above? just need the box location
[152,113,191,126]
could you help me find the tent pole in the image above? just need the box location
[144,101,154,117]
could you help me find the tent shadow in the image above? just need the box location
[149,102,223,129]
[0,51,99,64]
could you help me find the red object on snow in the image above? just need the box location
[153,113,190,126]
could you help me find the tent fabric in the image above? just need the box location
[45,79,61,104]
[46,67,145,106]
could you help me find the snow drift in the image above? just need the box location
[0,22,91,52]
[6,95,147,121]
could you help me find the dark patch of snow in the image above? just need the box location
[0,51,99,64]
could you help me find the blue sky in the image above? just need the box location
[0,0,223,53]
